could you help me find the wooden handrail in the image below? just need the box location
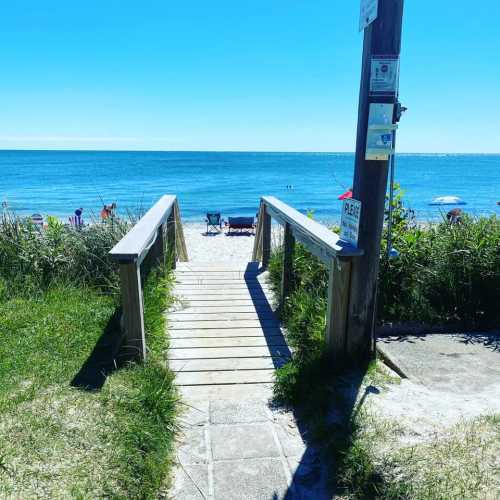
[252,196,363,265]
[252,196,362,362]
[110,195,188,361]
[111,195,181,263]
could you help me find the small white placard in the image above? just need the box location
[340,199,362,247]
[359,0,378,31]
[365,103,396,160]
[370,57,400,93]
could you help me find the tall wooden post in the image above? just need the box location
[347,0,404,360]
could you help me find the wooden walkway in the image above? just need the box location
[168,261,291,400]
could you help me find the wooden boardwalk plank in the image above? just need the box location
[175,283,270,290]
[176,263,259,271]
[169,312,276,321]
[172,305,273,314]
[177,299,270,307]
[170,336,288,349]
[169,327,283,338]
[175,289,271,297]
[168,262,289,397]
[170,357,285,372]
[176,280,262,286]
[176,272,257,278]
[168,346,291,359]
[169,319,280,330]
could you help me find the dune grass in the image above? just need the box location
[0,214,178,499]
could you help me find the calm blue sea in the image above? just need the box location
[1,150,499,224]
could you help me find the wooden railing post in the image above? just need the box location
[147,223,166,272]
[119,261,146,361]
[167,209,176,269]
[252,202,264,262]
[110,195,189,362]
[261,205,272,268]
[281,222,295,304]
[173,201,188,262]
[325,256,352,361]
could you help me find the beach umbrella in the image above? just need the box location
[429,196,466,206]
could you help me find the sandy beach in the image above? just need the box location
[182,223,257,264]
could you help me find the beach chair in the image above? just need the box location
[69,215,84,229]
[206,213,222,233]
[31,213,44,227]
[226,216,255,235]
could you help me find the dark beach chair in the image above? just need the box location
[206,212,223,233]
[31,213,44,227]
[227,216,255,235]
[69,215,84,229]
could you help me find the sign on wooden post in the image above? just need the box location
[359,0,378,31]
[370,56,400,94]
[340,199,362,247]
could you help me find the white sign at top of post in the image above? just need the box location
[359,0,378,31]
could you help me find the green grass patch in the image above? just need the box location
[0,268,178,498]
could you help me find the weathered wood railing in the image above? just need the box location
[252,196,363,360]
[110,195,188,361]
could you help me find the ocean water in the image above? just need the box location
[1,150,499,224]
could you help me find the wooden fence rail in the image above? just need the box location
[110,195,188,361]
[252,196,363,361]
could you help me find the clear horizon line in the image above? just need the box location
[0,147,499,155]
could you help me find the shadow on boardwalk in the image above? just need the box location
[244,262,291,370]
[245,263,369,499]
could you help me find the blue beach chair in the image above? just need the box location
[206,213,223,234]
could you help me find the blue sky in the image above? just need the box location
[1,1,499,153]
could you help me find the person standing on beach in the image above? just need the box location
[100,202,117,222]
[74,207,84,229]
[100,205,110,221]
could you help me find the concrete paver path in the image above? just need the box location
[379,332,500,394]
